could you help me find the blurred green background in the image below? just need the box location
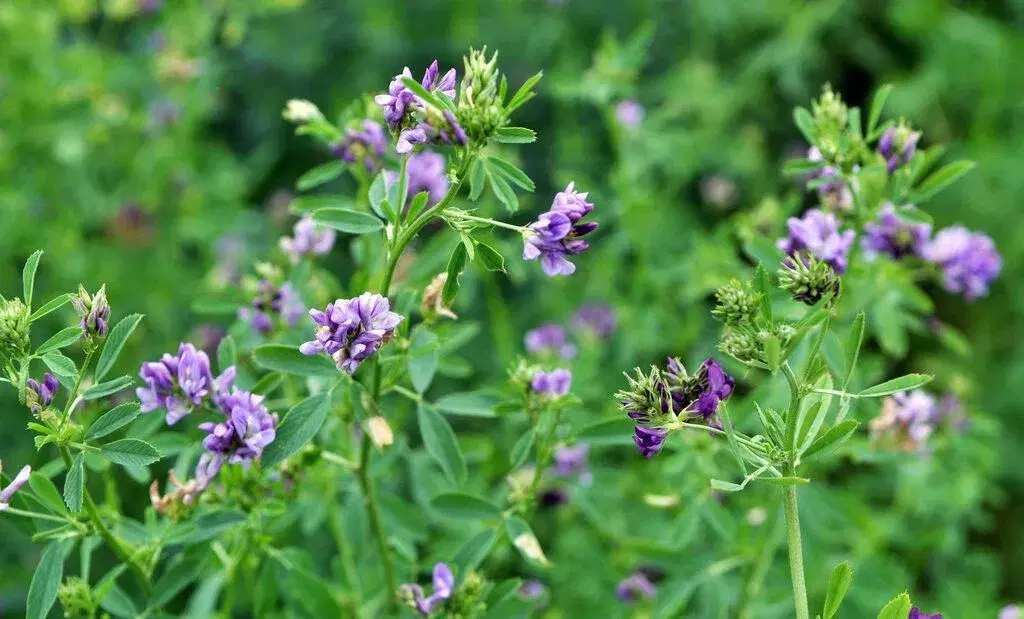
[2,0,1022,616]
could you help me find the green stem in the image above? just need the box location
[781,362,802,450]
[453,213,527,233]
[782,479,810,619]
[59,349,94,432]
[356,433,397,605]
[1,507,70,524]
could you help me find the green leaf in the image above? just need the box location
[286,568,342,617]
[793,107,815,143]
[28,293,73,323]
[312,207,384,234]
[896,204,932,225]
[99,585,138,618]
[26,540,68,619]
[35,327,82,356]
[99,439,161,467]
[408,329,439,393]
[253,344,338,377]
[718,404,747,475]
[417,404,466,485]
[430,492,501,521]
[505,71,543,114]
[823,562,852,619]
[911,160,976,203]
[83,376,134,401]
[164,510,246,545]
[296,160,345,191]
[493,126,537,144]
[149,558,200,609]
[755,264,773,323]
[250,372,284,396]
[468,158,487,201]
[858,374,932,398]
[782,158,824,176]
[877,593,912,619]
[29,472,69,515]
[486,166,519,213]
[710,479,745,493]
[400,75,445,110]
[86,402,142,441]
[506,516,549,565]
[842,312,866,389]
[443,243,468,305]
[41,352,77,385]
[475,242,506,272]
[217,335,236,374]
[763,334,781,371]
[95,314,144,381]
[291,194,354,214]
[261,395,330,468]
[866,84,893,137]
[453,529,499,575]
[802,420,859,461]
[22,250,43,310]
[487,156,535,191]
[509,429,535,469]
[406,191,430,222]
[433,391,498,418]
[63,453,85,513]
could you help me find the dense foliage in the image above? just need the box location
[2,1,1022,618]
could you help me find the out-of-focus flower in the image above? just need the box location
[862,203,931,260]
[300,292,403,374]
[908,607,941,619]
[239,281,306,334]
[615,100,644,129]
[553,442,592,486]
[366,416,394,448]
[806,147,853,211]
[26,373,60,414]
[616,569,658,603]
[401,563,456,616]
[746,506,768,526]
[386,150,450,209]
[280,214,336,264]
[282,99,324,124]
[570,304,616,339]
[524,323,576,359]
[531,368,572,397]
[331,120,388,172]
[999,605,1021,619]
[0,463,31,511]
[701,175,738,210]
[923,226,1002,301]
[777,208,856,274]
[518,579,546,601]
[870,390,939,452]
[523,182,597,277]
[879,123,921,174]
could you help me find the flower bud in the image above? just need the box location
[72,284,111,343]
[712,279,759,326]
[366,416,394,448]
[457,47,504,144]
[58,576,96,619]
[0,298,30,360]
[778,255,841,306]
[719,329,760,364]
[811,84,847,136]
[421,272,458,321]
[282,99,323,124]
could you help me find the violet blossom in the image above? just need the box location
[570,303,617,339]
[870,390,939,451]
[553,442,592,486]
[632,426,668,459]
[531,368,572,397]
[806,147,853,211]
[279,214,336,263]
[523,182,597,277]
[385,150,450,209]
[879,124,921,174]
[777,208,856,274]
[908,608,941,619]
[300,292,404,374]
[239,281,306,334]
[26,373,60,413]
[375,61,465,154]
[331,119,388,172]
[923,226,1002,300]
[0,463,31,511]
[616,569,658,603]
[999,605,1021,619]
[136,343,236,425]
[401,563,455,616]
[862,203,930,260]
[197,388,278,478]
[615,100,644,129]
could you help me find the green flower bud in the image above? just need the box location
[0,298,30,361]
[457,47,505,144]
[778,255,841,306]
[812,84,847,135]
[58,576,97,619]
[719,329,760,364]
[712,279,760,326]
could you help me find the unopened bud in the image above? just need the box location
[778,255,840,306]
[0,298,30,360]
[366,416,394,448]
[712,279,759,326]
[282,99,323,124]
[422,273,457,321]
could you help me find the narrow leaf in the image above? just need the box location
[453,529,499,575]
[793,107,815,143]
[95,314,144,381]
[26,541,67,619]
[430,492,501,521]
[802,420,859,461]
[433,391,498,418]
[253,344,337,377]
[858,374,932,398]
[509,429,536,469]
[23,250,43,309]
[823,562,853,619]
[83,376,134,401]
[29,473,69,515]
[842,312,866,389]
[296,160,344,191]
[29,293,74,323]
[35,327,83,356]
[408,329,439,393]
[911,160,976,202]
[291,194,355,214]
[63,453,85,513]
[443,243,468,305]
[877,593,912,619]
[866,84,893,137]
[86,402,142,441]
[475,242,506,272]
[217,335,236,375]
[493,126,537,144]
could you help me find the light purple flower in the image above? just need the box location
[616,570,657,603]
[524,323,576,359]
[532,368,572,398]
[280,215,336,263]
[518,579,546,601]
[862,203,931,260]
[26,373,60,413]
[553,442,592,486]
[908,608,941,619]
[332,119,388,172]
[523,182,598,277]
[198,388,277,472]
[0,464,31,511]
[999,605,1021,619]
[777,208,856,274]
[375,61,463,153]
[239,281,306,334]
[923,226,1002,300]
[385,151,450,209]
[633,426,668,459]
[300,292,404,374]
[136,343,236,425]
[401,563,456,616]
[879,125,921,173]
[615,100,644,129]
[570,304,617,339]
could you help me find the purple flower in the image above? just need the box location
[908,608,941,619]
[376,67,418,130]
[616,570,657,603]
[198,388,277,469]
[26,373,60,413]
[862,203,931,260]
[777,208,856,274]
[375,61,463,153]
[553,442,591,485]
[871,390,939,450]
[401,563,455,616]
[531,368,572,397]
[523,182,598,277]
[615,100,644,129]
[279,215,336,263]
[524,323,576,359]
[300,292,404,374]
[518,579,546,601]
[332,120,388,172]
[385,151,450,209]
[1000,605,1021,619]
[923,226,1002,300]
[570,303,617,339]
[691,359,735,420]
[806,147,853,211]
[137,343,236,425]
[879,125,921,174]
[239,281,306,334]
[0,464,31,511]
[633,426,667,459]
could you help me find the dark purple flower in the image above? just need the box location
[633,426,668,459]
[615,100,644,129]
[923,226,1002,300]
[198,388,277,473]
[239,281,306,334]
[137,343,236,425]
[280,215,336,263]
[862,203,931,260]
[553,442,591,485]
[385,151,450,209]
[777,208,856,274]
[523,182,597,277]
[879,125,921,174]
[691,359,735,420]
[524,323,576,359]
[540,487,568,507]
[908,607,941,619]
[26,373,60,413]
[401,563,455,616]
[71,285,110,339]
[531,368,572,397]
[570,304,616,339]
[0,464,31,511]
[616,571,657,603]
[300,292,404,374]
[331,119,388,172]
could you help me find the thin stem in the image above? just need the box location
[59,349,94,432]
[1,507,70,523]
[781,362,802,450]
[782,478,810,619]
[321,451,357,469]
[357,433,397,605]
[454,213,527,233]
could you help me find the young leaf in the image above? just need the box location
[823,562,852,619]
[95,314,144,382]
[783,158,824,176]
[710,479,745,493]
[475,242,506,272]
[802,420,859,461]
[312,207,384,234]
[296,160,344,191]
[34,327,82,356]
[433,391,498,418]
[22,250,43,310]
[417,404,467,485]
[149,558,200,610]
[261,394,330,468]
[793,107,816,143]
[63,453,85,513]
[443,243,468,305]
[866,84,893,137]
[217,335,237,374]
[877,593,912,619]
[493,126,537,144]
[99,439,161,467]
[430,492,501,521]
[842,312,866,389]
[452,529,499,575]
[26,541,68,619]
[29,293,74,323]
[757,476,810,486]
[406,191,430,222]
[911,160,976,203]
[857,374,931,398]
[763,334,781,371]
[487,156,535,191]
[505,71,543,114]
[253,344,338,377]
[83,376,134,401]
[86,402,142,441]
[468,158,487,201]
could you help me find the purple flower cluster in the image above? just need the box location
[331,119,388,172]
[401,563,455,616]
[137,343,236,425]
[862,203,931,260]
[570,303,617,339]
[385,151,450,209]
[532,368,572,397]
[375,61,465,154]
[806,147,853,211]
[524,323,577,359]
[279,215,336,264]
[0,463,31,511]
[870,389,940,451]
[197,389,278,479]
[238,281,306,334]
[26,373,59,414]
[909,608,941,619]
[299,292,404,374]
[616,567,661,603]
[523,182,597,277]
[777,208,856,274]
[923,226,1002,300]
[879,125,921,174]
